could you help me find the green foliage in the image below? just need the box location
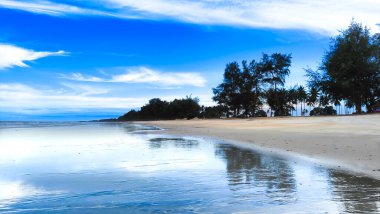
[307,21,380,113]
[259,53,292,90]
[307,87,319,107]
[213,60,262,117]
[254,110,267,117]
[166,97,201,120]
[265,88,293,116]
[213,53,292,117]
[118,97,201,121]
[200,105,227,118]
[140,98,169,120]
[310,106,337,116]
[118,110,140,121]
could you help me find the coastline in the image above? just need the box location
[138,114,380,179]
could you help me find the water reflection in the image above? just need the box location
[328,171,380,213]
[215,144,297,203]
[148,138,199,149]
[0,122,378,213]
[122,123,161,133]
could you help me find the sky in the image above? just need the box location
[0,0,379,121]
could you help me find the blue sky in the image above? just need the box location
[0,0,379,121]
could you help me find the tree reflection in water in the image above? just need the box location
[214,143,297,202]
[148,138,199,149]
[327,171,380,213]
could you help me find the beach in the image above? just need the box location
[140,114,380,179]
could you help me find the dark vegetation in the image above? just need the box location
[118,97,201,120]
[116,21,379,121]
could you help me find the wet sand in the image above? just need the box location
[140,115,380,179]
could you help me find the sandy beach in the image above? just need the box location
[140,114,380,179]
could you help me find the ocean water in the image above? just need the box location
[0,122,379,213]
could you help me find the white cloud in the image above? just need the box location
[59,82,111,96]
[1,0,380,35]
[0,83,145,111]
[0,83,214,113]
[105,0,380,35]
[0,44,67,69]
[0,0,116,17]
[64,67,207,87]
[64,73,104,82]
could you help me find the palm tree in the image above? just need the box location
[260,53,292,92]
[297,85,307,116]
[287,87,298,116]
[345,100,354,114]
[307,87,319,115]
[319,94,330,107]
[333,98,341,115]
[259,53,292,117]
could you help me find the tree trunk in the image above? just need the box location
[304,102,306,116]
[355,103,362,114]
[309,106,311,116]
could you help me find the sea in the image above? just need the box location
[0,121,379,213]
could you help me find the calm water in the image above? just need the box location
[0,122,379,213]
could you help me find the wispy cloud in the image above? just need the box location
[0,83,146,111]
[0,0,115,17]
[1,0,379,35]
[59,82,111,96]
[64,73,104,82]
[64,67,206,87]
[0,83,213,113]
[0,44,67,69]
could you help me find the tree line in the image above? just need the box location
[118,97,201,121]
[117,21,379,121]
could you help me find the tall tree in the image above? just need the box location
[213,62,242,116]
[265,88,293,116]
[260,53,292,91]
[297,85,307,116]
[259,53,292,116]
[287,87,298,116]
[241,60,263,116]
[307,87,319,113]
[213,60,263,117]
[307,21,380,113]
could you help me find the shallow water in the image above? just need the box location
[0,122,379,213]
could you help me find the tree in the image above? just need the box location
[310,106,337,116]
[307,21,380,113]
[118,96,201,121]
[287,87,298,116]
[118,109,140,121]
[259,53,292,91]
[213,60,263,117]
[259,53,292,116]
[307,87,319,113]
[319,94,330,107]
[200,105,227,118]
[265,88,293,116]
[241,60,263,116]
[140,98,169,120]
[297,85,307,116]
[167,97,201,119]
[212,62,242,117]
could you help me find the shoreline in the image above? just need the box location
[138,115,380,179]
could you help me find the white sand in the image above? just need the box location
[140,114,380,179]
